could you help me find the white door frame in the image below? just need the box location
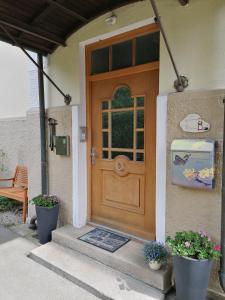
[72,18,167,242]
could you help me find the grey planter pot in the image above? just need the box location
[173,255,212,300]
[36,204,59,244]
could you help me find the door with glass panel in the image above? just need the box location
[91,70,158,240]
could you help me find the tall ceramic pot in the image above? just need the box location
[36,204,59,244]
[173,255,212,300]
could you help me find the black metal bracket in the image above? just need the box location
[174,76,189,92]
[64,94,72,105]
[150,0,189,92]
[0,24,72,105]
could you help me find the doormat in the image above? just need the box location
[78,228,130,253]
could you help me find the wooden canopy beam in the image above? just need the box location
[0,16,66,46]
[17,3,52,40]
[178,0,189,5]
[46,0,88,23]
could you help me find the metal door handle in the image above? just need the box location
[91,147,97,165]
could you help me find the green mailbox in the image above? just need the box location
[55,136,70,156]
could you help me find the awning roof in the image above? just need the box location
[0,0,142,55]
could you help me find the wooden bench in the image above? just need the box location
[0,165,28,223]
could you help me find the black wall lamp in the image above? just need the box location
[178,0,189,6]
[48,118,58,151]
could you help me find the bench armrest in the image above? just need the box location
[0,178,14,181]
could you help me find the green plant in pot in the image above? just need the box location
[167,231,221,300]
[31,195,59,244]
[144,241,168,270]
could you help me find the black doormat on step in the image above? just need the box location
[78,228,130,253]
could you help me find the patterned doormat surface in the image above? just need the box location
[78,228,130,252]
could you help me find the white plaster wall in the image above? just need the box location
[0,42,29,118]
[47,0,225,107]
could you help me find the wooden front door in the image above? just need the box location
[90,69,158,240]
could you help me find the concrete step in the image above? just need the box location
[52,225,172,293]
[29,241,165,300]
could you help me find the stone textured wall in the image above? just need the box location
[47,106,73,225]
[0,110,42,218]
[0,107,71,223]
[0,117,27,180]
[166,89,225,242]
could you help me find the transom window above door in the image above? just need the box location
[101,86,145,162]
[90,31,159,75]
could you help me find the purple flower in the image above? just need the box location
[200,231,211,240]
[200,230,207,237]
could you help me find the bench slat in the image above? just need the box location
[0,166,28,223]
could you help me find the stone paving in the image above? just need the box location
[0,225,98,300]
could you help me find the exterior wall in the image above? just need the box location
[166,89,224,242]
[166,89,225,299]
[47,0,225,107]
[0,117,27,179]
[0,42,29,118]
[0,45,41,218]
[47,106,73,225]
[44,0,225,236]
[0,109,41,218]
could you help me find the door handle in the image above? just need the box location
[91,147,97,165]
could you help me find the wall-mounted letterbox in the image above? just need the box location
[55,136,70,156]
[171,139,216,190]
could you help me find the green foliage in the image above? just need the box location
[144,241,168,263]
[167,231,221,261]
[30,195,59,208]
[0,196,20,212]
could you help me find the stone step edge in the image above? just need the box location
[52,229,172,293]
[28,242,165,300]
[28,247,113,300]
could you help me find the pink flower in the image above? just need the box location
[214,245,221,252]
[185,241,191,248]
[200,231,207,237]
[200,231,211,241]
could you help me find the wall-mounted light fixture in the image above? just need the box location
[48,118,58,151]
[105,13,117,25]
[178,0,189,6]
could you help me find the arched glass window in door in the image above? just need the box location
[101,86,145,162]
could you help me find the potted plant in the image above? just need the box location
[167,231,221,300]
[144,241,168,270]
[31,195,59,244]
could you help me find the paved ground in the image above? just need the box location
[0,225,98,300]
[0,225,212,300]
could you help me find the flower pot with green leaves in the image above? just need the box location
[31,195,59,244]
[167,231,221,300]
[144,241,168,270]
